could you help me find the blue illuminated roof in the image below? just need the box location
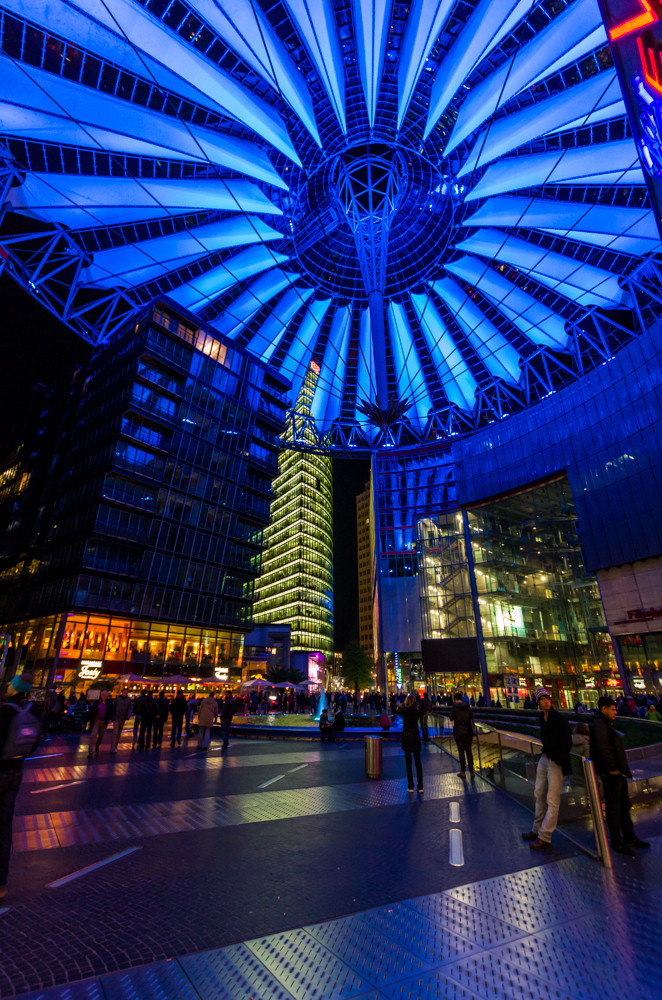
[0,0,660,450]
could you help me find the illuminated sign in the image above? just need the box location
[599,0,662,231]
[78,661,102,681]
[214,667,229,681]
[613,605,662,624]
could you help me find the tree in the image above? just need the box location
[266,666,306,684]
[341,641,374,693]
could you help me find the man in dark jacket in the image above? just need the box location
[0,672,38,900]
[218,694,236,750]
[450,692,475,778]
[522,686,572,851]
[590,696,650,856]
[170,689,187,747]
[87,690,115,758]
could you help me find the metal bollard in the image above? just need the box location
[365,735,383,779]
[582,757,612,869]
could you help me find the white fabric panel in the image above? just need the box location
[444,0,605,152]
[0,59,287,188]
[186,0,320,145]
[433,277,521,385]
[397,0,454,129]
[247,286,314,362]
[280,298,332,401]
[7,174,280,229]
[1,0,252,125]
[458,70,624,177]
[445,255,568,349]
[455,228,630,308]
[213,270,300,337]
[410,292,477,411]
[168,247,288,311]
[425,0,535,139]
[52,0,300,163]
[387,301,433,430]
[465,196,661,256]
[466,140,644,200]
[311,305,353,425]
[283,0,346,133]
[352,0,390,127]
[81,217,282,288]
[355,307,377,416]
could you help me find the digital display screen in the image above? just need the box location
[421,637,481,674]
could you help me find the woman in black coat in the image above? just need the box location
[397,694,423,794]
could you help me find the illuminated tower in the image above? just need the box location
[252,363,333,659]
[356,479,376,662]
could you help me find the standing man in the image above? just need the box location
[169,688,187,747]
[0,672,40,900]
[522,686,572,851]
[196,691,218,751]
[88,690,114,758]
[218,693,236,751]
[450,692,475,778]
[110,687,132,752]
[590,696,650,856]
[185,693,197,738]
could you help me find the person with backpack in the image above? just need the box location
[0,672,41,900]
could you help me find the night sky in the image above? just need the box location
[1,272,368,650]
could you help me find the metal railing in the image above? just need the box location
[431,714,612,866]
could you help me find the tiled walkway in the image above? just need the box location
[1,734,660,1000]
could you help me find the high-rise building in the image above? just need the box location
[356,480,375,661]
[252,363,333,661]
[0,300,288,689]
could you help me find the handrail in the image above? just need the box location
[582,757,612,869]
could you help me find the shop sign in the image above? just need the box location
[606,678,621,687]
[584,679,596,688]
[78,660,102,681]
[632,677,647,688]
[599,0,662,237]
[613,605,662,625]
[214,667,229,681]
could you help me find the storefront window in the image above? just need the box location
[183,629,201,667]
[166,626,185,664]
[60,617,87,658]
[149,625,167,665]
[126,621,149,665]
[83,618,108,659]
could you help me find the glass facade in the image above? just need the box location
[418,478,615,707]
[0,300,288,687]
[252,364,334,659]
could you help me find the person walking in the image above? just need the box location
[185,694,197,737]
[397,694,423,794]
[197,692,217,750]
[0,672,41,901]
[218,694,236,750]
[521,687,572,851]
[87,690,114,758]
[169,689,187,747]
[419,691,432,742]
[132,689,145,747]
[110,687,132,752]
[590,696,650,856]
[450,692,475,778]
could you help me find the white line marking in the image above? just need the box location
[449,801,461,823]
[27,753,63,760]
[30,780,85,795]
[258,774,285,788]
[48,847,141,888]
[287,764,308,773]
[449,829,464,867]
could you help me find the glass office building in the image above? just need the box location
[0,301,288,688]
[1,2,662,703]
[252,364,334,660]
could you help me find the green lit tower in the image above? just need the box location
[252,363,333,659]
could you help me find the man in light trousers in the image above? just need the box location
[522,686,572,851]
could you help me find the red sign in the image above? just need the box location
[599,0,662,226]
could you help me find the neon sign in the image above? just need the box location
[599,0,662,212]
[78,661,102,681]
